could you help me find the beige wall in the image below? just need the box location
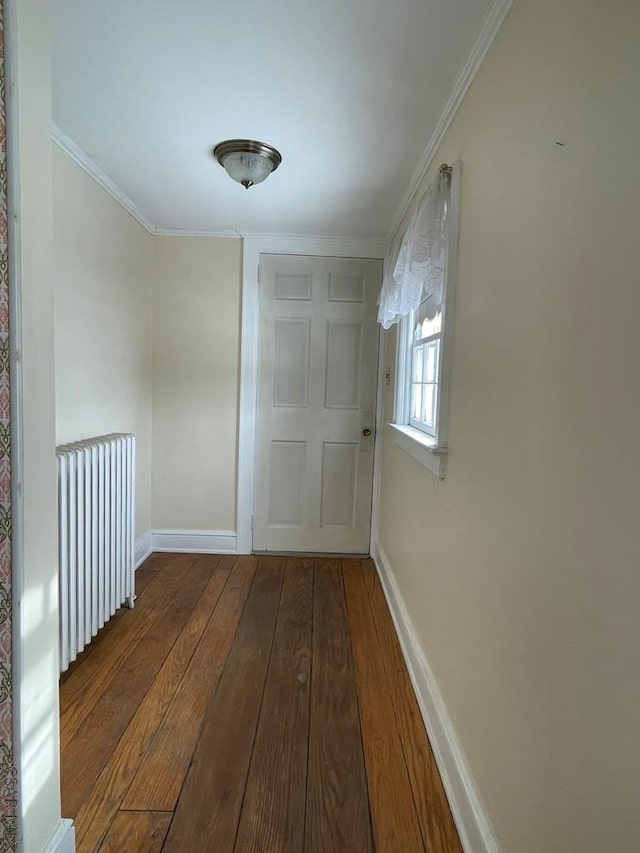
[52,158,243,540]
[376,0,640,850]
[152,236,242,531]
[53,146,154,539]
[10,0,61,849]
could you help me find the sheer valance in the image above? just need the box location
[377,169,450,330]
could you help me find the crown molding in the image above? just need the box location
[387,0,513,240]
[153,227,242,238]
[151,228,387,248]
[52,123,156,234]
[240,232,389,253]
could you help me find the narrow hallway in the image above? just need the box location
[60,555,461,852]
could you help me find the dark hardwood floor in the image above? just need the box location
[60,553,462,853]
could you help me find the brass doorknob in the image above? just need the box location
[362,428,372,437]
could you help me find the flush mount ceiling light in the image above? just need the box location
[213,139,282,189]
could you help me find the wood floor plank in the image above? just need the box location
[305,558,373,853]
[62,555,217,819]
[72,556,237,852]
[163,556,284,853]
[362,560,463,852]
[98,811,172,853]
[131,568,158,595]
[342,558,425,852]
[136,552,162,571]
[122,556,259,811]
[60,569,162,684]
[60,553,198,743]
[234,556,313,852]
[63,554,175,673]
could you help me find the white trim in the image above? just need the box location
[388,423,447,479]
[134,530,153,568]
[436,162,461,449]
[152,529,238,554]
[52,124,156,234]
[372,542,500,853]
[369,325,387,550]
[153,228,388,242]
[237,236,388,554]
[42,819,76,853]
[243,235,388,257]
[387,0,512,239]
[152,227,243,239]
[238,232,389,247]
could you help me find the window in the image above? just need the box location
[389,162,460,478]
[409,297,442,436]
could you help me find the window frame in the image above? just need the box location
[390,160,461,479]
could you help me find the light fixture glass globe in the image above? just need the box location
[221,151,274,187]
[213,139,282,189]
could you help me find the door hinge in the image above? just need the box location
[250,514,255,531]
[257,264,262,284]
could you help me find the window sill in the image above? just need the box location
[388,423,447,479]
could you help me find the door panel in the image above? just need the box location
[325,321,362,409]
[273,318,311,407]
[320,442,358,527]
[254,254,381,553]
[268,441,306,526]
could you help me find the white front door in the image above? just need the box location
[253,254,381,553]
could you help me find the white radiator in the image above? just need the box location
[56,433,136,673]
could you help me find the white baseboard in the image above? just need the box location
[43,819,75,853]
[371,541,499,853]
[135,530,153,568]
[152,529,238,554]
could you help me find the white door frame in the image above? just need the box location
[237,235,388,554]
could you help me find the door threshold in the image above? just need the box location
[252,550,370,559]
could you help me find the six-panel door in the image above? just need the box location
[253,254,382,553]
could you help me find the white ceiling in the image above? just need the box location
[52,0,495,238]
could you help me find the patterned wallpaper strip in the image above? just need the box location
[0,0,17,848]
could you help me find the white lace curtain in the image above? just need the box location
[377,169,450,330]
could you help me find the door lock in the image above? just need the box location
[362,428,372,437]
